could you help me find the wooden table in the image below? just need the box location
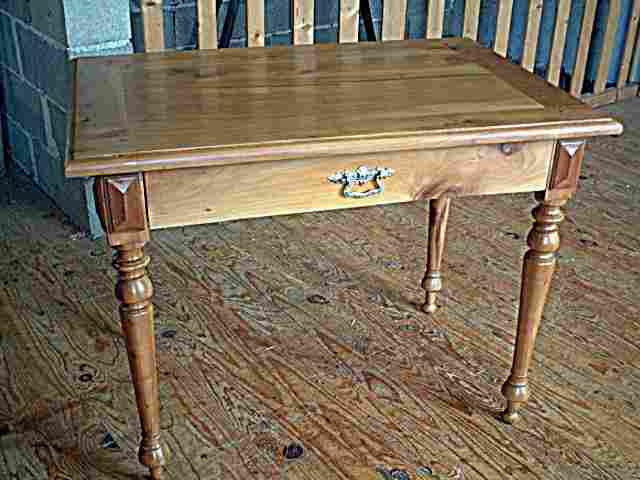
[66,38,622,479]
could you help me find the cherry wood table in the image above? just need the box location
[66,38,622,478]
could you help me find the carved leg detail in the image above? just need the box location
[114,244,165,478]
[422,197,451,314]
[501,197,566,424]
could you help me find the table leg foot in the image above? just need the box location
[140,436,165,478]
[422,291,439,314]
[500,380,529,424]
[422,197,451,314]
[501,196,566,422]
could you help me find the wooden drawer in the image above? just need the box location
[145,141,554,229]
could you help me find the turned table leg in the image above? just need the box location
[94,174,165,478]
[114,244,164,478]
[422,197,451,314]
[501,197,566,423]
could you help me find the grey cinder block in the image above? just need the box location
[4,116,35,178]
[1,67,45,143]
[16,23,72,108]
[0,13,19,71]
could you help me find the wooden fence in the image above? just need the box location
[137,0,640,107]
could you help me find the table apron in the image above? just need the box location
[144,141,555,229]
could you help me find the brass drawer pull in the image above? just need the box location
[328,166,395,199]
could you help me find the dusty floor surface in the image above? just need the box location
[1,99,639,479]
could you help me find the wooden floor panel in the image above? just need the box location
[1,101,639,479]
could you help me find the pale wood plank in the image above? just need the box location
[570,0,598,97]
[617,0,640,88]
[494,0,513,57]
[522,0,544,72]
[595,0,621,94]
[382,0,407,41]
[426,0,445,39]
[463,0,481,41]
[146,142,555,228]
[339,0,359,43]
[141,0,165,52]
[547,0,571,86]
[197,0,217,49]
[293,0,314,45]
[246,0,265,47]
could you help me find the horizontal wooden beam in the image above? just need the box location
[581,84,639,108]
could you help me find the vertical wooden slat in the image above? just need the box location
[570,0,598,97]
[617,0,640,89]
[463,0,481,41]
[382,0,407,41]
[198,0,217,49]
[547,0,572,86]
[494,0,513,57]
[594,0,621,94]
[426,0,445,39]
[247,0,265,46]
[141,0,165,52]
[339,0,359,43]
[293,0,314,45]
[522,0,544,72]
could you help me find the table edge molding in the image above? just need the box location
[66,118,622,178]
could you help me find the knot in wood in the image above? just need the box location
[499,143,523,156]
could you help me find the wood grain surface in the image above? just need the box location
[293,0,314,45]
[67,39,621,178]
[521,0,544,73]
[145,142,554,228]
[141,0,164,52]
[382,0,407,41]
[494,0,513,57]
[339,0,359,43]
[197,0,217,50]
[546,0,572,86]
[462,0,481,41]
[3,99,640,479]
[246,0,265,47]
[617,0,640,89]
[426,0,445,39]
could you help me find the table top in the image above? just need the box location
[67,38,622,178]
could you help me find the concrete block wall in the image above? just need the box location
[0,0,82,220]
[0,0,133,235]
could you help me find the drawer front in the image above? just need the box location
[145,141,554,229]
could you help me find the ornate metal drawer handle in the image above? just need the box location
[328,166,395,199]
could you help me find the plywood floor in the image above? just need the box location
[1,99,639,480]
